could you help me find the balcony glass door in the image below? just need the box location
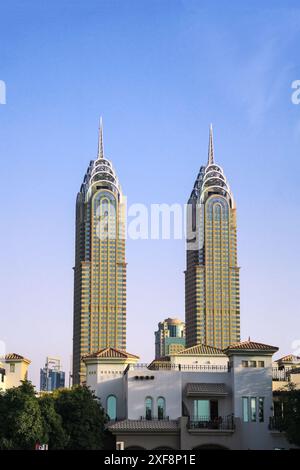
[193,399,210,420]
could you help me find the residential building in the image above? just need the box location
[272,354,300,392]
[84,341,293,450]
[40,357,65,392]
[0,353,31,391]
[73,120,127,384]
[155,318,185,359]
[185,125,240,349]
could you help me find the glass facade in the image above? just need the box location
[40,368,65,392]
[73,125,126,385]
[185,127,240,349]
[155,318,185,359]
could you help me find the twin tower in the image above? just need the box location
[72,123,240,384]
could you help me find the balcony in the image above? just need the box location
[188,414,235,432]
[131,363,230,372]
[139,416,170,421]
[272,368,290,382]
[269,416,285,432]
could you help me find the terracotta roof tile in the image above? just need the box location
[82,347,139,360]
[224,341,278,352]
[276,354,300,363]
[186,382,228,396]
[4,353,31,363]
[108,419,179,432]
[177,344,226,356]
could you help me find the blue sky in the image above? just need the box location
[0,0,300,387]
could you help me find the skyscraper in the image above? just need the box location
[40,357,65,392]
[185,125,240,349]
[73,120,126,384]
[155,317,185,359]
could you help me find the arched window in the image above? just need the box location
[157,397,166,420]
[107,395,117,421]
[145,397,153,420]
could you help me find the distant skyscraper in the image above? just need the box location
[73,120,126,384]
[185,126,240,349]
[40,357,65,392]
[155,318,185,359]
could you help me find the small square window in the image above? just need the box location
[258,361,264,368]
[249,361,257,368]
[242,361,248,368]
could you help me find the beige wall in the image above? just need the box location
[3,360,30,389]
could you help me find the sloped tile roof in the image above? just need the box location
[275,354,300,363]
[186,382,228,396]
[224,341,278,352]
[5,353,31,363]
[83,347,139,360]
[152,356,171,362]
[178,344,226,356]
[108,419,179,432]
[147,356,171,368]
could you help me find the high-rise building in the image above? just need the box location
[73,120,126,384]
[185,125,240,349]
[40,357,65,392]
[155,318,185,359]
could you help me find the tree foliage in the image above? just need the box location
[279,384,300,447]
[53,386,108,449]
[0,381,108,450]
[0,381,43,449]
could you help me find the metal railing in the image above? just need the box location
[272,368,290,382]
[269,416,285,431]
[139,415,170,421]
[131,363,230,372]
[188,414,235,431]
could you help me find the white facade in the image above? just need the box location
[84,343,294,450]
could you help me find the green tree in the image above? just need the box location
[39,394,69,449]
[0,380,43,450]
[280,384,300,446]
[53,386,108,449]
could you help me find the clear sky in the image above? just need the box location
[0,0,300,388]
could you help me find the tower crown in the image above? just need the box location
[189,125,234,208]
[80,120,122,200]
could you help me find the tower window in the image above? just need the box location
[106,395,117,421]
[145,397,153,420]
[157,397,166,419]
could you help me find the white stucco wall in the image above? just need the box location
[86,362,128,419]
[181,371,232,418]
[230,354,283,449]
[127,370,182,420]
[171,355,228,366]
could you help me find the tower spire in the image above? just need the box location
[97,117,104,159]
[207,123,214,166]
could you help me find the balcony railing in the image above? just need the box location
[269,416,285,432]
[132,363,230,372]
[139,416,170,421]
[272,368,290,382]
[188,414,235,431]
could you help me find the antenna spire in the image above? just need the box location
[207,123,214,166]
[97,117,104,159]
